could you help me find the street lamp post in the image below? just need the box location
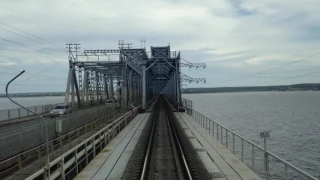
[5,70,50,178]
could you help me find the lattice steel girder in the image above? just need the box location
[74,61,124,68]
[181,73,206,83]
[151,46,170,58]
[83,49,120,54]
[147,60,174,69]
[153,74,169,80]
[121,48,148,60]
[180,63,206,69]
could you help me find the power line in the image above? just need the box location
[0,37,66,58]
[0,4,65,51]
[247,71,320,86]
[0,71,66,80]
[11,60,65,87]
[0,47,65,55]
[0,83,65,86]
[0,20,63,50]
[0,26,47,45]
[211,52,320,85]
[0,69,66,80]
[0,26,65,54]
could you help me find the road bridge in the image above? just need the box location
[0,41,317,180]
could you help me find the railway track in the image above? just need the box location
[123,96,211,180]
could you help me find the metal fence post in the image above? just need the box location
[75,150,79,174]
[241,138,244,162]
[252,144,255,170]
[18,155,22,178]
[212,122,214,137]
[217,124,219,141]
[261,131,270,180]
[8,109,10,120]
[206,117,208,131]
[61,158,65,180]
[226,129,228,148]
[221,126,223,143]
[233,133,235,154]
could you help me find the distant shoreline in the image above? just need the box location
[182,83,319,94]
[182,90,318,94]
[0,93,65,98]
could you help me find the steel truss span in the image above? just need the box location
[122,96,211,180]
[64,41,206,112]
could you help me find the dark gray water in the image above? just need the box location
[0,96,65,110]
[184,91,320,179]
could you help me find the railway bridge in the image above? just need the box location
[0,42,317,180]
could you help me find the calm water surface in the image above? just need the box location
[184,91,320,179]
[0,96,65,110]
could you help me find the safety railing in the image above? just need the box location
[0,104,139,180]
[184,107,318,180]
[25,105,141,180]
[0,103,60,121]
[0,101,81,122]
[0,103,119,160]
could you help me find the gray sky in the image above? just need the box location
[0,0,320,93]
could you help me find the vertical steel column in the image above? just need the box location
[105,75,109,100]
[72,69,81,108]
[84,71,89,105]
[78,67,83,106]
[89,71,94,105]
[122,66,127,109]
[81,69,86,105]
[64,59,72,105]
[176,58,180,109]
[71,62,75,108]
[142,60,146,110]
[128,69,133,104]
[96,72,100,103]
[109,76,114,100]
[117,78,121,108]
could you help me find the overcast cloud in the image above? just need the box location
[0,0,320,93]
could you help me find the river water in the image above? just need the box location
[0,96,65,110]
[0,93,318,178]
[184,91,320,179]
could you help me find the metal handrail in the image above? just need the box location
[25,105,141,180]
[0,106,126,169]
[185,107,318,180]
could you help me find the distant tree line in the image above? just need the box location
[0,92,65,97]
[182,83,320,94]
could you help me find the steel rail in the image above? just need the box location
[164,100,193,180]
[140,99,159,180]
[140,97,193,180]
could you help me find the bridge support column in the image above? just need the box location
[96,72,100,104]
[128,69,133,105]
[71,62,75,108]
[64,60,72,106]
[122,67,127,109]
[84,71,89,106]
[105,75,109,100]
[142,60,146,110]
[109,76,114,100]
